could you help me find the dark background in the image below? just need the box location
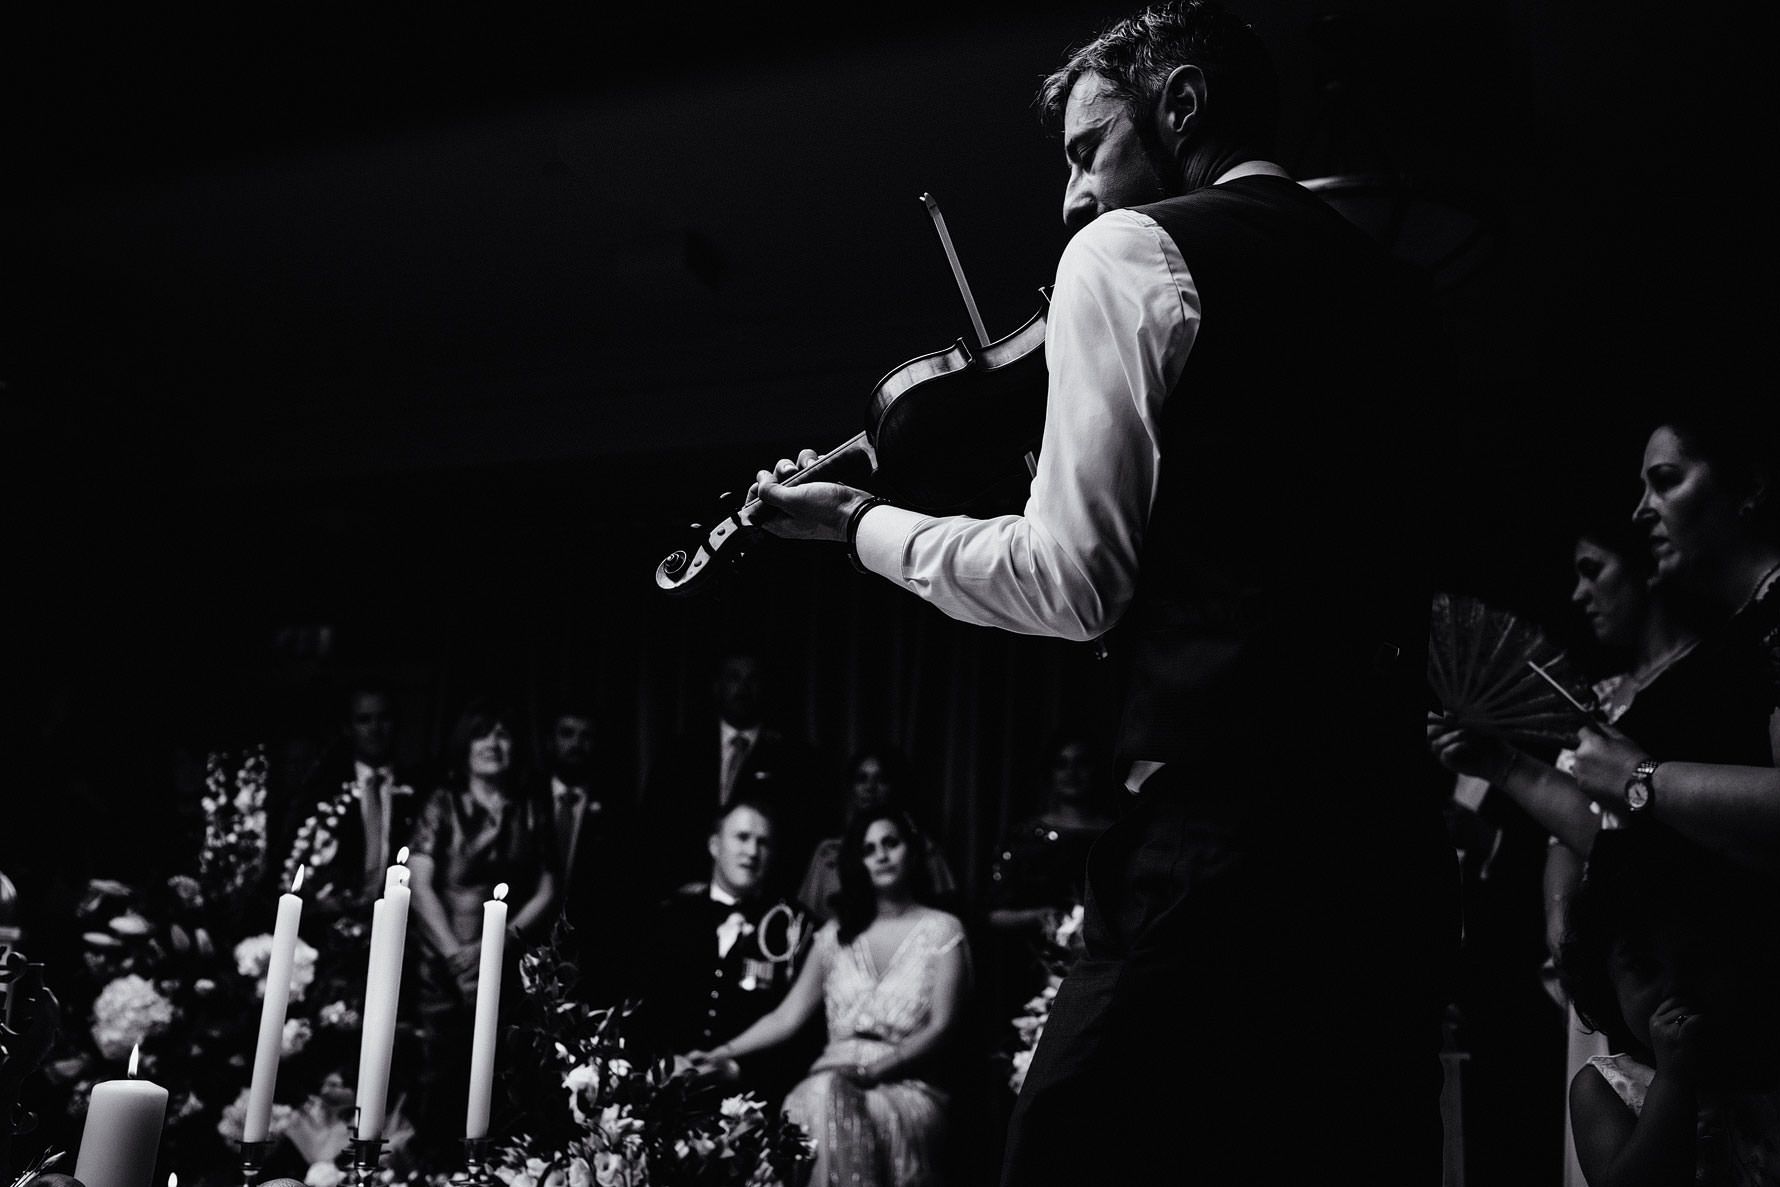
[2,5,1770,1181]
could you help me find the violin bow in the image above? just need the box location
[921,192,1037,480]
[921,193,991,349]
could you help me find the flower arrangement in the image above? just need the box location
[1003,903,1086,1096]
[487,920,813,1187]
[43,744,386,1186]
[199,744,271,927]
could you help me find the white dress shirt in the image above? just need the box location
[854,163,1293,644]
[710,882,752,957]
[353,759,396,872]
[552,775,588,882]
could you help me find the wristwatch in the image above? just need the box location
[1624,758,1660,813]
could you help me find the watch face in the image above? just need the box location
[1626,780,1650,810]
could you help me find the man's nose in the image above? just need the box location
[1062,175,1095,232]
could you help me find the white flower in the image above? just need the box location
[318,1000,360,1029]
[90,974,175,1061]
[306,1161,346,1187]
[233,934,319,999]
[1009,1047,1035,1094]
[107,913,154,937]
[564,1061,600,1125]
[282,1018,313,1056]
[235,935,275,980]
[720,1093,762,1120]
[606,1058,631,1080]
[565,1157,592,1187]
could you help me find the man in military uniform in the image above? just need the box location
[633,795,820,1110]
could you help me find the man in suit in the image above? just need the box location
[641,648,824,898]
[633,795,820,1112]
[527,700,643,1005]
[275,681,425,913]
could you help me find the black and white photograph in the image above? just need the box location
[5,2,1776,1185]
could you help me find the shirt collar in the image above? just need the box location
[708,882,739,908]
[354,760,394,785]
[719,721,759,750]
[551,775,585,802]
[1214,159,1291,185]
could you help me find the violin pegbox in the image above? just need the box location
[654,495,758,596]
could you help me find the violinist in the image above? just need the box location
[747,3,1460,1184]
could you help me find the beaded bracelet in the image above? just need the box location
[844,496,889,574]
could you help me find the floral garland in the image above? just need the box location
[1004,903,1086,1096]
[199,744,270,913]
[280,780,359,897]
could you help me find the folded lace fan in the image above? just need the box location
[1427,591,1598,749]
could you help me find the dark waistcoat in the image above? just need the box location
[1111,175,1442,788]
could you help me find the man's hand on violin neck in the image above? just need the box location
[750,450,870,543]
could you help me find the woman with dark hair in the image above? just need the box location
[796,744,959,922]
[403,699,559,1158]
[982,726,1116,1017]
[1567,409,1780,874]
[694,806,971,1186]
[1429,505,1704,1186]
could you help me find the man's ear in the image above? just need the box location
[1158,63,1208,138]
[708,834,721,863]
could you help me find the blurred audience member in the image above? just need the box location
[798,744,959,922]
[692,805,972,1187]
[641,647,824,899]
[983,726,1116,1019]
[524,699,643,1007]
[405,699,559,1161]
[276,681,425,913]
[634,796,820,1113]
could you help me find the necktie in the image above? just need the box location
[556,788,585,881]
[720,734,750,803]
[360,770,388,891]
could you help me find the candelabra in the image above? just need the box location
[460,1137,491,1187]
[350,1136,386,1187]
[237,1138,272,1187]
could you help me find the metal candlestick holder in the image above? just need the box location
[460,1137,491,1186]
[238,1138,273,1187]
[350,1136,387,1187]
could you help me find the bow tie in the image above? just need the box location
[717,909,755,958]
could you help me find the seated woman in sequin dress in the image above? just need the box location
[692,805,971,1187]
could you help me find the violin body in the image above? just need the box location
[867,299,1048,513]
[654,289,1050,597]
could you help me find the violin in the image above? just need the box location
[654,197,1051,598]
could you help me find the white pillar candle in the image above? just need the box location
[244,867,306,1143]
[464,883,509,1140]
[75,1045,167,1187]
[355,849,411,1141]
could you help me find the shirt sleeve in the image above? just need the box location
[853,209,1199,641]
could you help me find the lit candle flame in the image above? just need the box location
[169,1174,177,1187]
[396,846,410,865]
[292,865,306,894]
[128,1042,141,1077]
[493,883,509,902]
